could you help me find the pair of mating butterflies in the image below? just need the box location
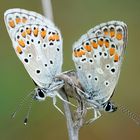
[4,8,127,123]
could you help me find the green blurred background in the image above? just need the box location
[0,0,140,140]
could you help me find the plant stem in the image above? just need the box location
[42,0,54,21]
[60,90,79,140]
[41,1,79,140]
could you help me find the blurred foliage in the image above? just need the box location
[0,0,140,140]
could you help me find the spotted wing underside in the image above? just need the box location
[4,8,63,88]
[72,21,127,103]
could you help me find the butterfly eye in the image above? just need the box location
[104,102,111,111]
[104,102,117,112]
[35,88,46,101]
[38,90,45,98]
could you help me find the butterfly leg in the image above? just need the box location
[52,95,64,115]
[86,109,101,125]
[56,92,76,107]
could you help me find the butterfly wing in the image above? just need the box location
[72,21,127,103]
[4,8,63,88]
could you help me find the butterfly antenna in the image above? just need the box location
[11,90,34,119]
[118,104,140,126]
[24,96,34,125]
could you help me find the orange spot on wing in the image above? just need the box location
[81,50,86,55]
[114,53,119,62]
[73,49,86,57]
[98,39,104,47]
[105,40,109,48]
[109,48,115,56]
[16,46,22,54]
[49,35,55,41]
[41,30,46,39]
[49,33,60,41]
[77,50,83,57]
[103,28,109,35]
[21,31,26,38]
[55,35,60,41]
[116,33,123,40]
[26,28,31,35]
[104,31,109,35]
[22,17,27,23]
[84,45,92,52]
[91,41,98,49]
[73,50,77,57]
[18,39,25,48]
[49,36,54,41]
[15,18,21,24]
[110,30,115,37]
[33,28,38,37]
[9,20,15,28]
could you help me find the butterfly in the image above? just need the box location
[72,21,128,123]
[4,8,67,118]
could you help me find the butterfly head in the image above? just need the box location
[103,101,117,112]
[34,88,47,101]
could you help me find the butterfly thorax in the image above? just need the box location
[34,79,64,101]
